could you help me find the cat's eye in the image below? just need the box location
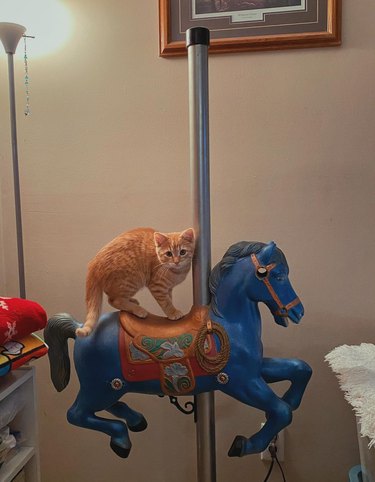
[180,249,187,256]
[165,251,173,257]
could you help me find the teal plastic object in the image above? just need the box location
[348,465,363,482]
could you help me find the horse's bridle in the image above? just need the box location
[250,253,301,318]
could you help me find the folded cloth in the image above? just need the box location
[0,297,47,346]
[0,333,48,376]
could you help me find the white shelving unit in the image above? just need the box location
[0,367,41,482]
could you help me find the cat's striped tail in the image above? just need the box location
[44,313,80,392]
[84,274,103,331]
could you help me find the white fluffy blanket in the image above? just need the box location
[325,343,375,447]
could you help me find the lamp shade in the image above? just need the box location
[0,22,26,54]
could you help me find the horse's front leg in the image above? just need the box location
[106,401,148,432]
[67,395,132,458]
[261,357,312,411]
[223,378,292,457]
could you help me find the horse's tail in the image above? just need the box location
[44,313,80,392]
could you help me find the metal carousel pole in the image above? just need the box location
[186,27,216,482]
[0,22,27,299]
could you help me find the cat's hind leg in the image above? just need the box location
[108,296,148,318]
[129,298,140,305]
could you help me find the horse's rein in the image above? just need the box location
[250,254,300,318]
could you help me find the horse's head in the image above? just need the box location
[248,242,304,327]
[210,240,304,327]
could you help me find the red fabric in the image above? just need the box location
[0,297,47,345]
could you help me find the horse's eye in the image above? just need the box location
[256,267,268,278]
[165,251,173,257]
[180,249,187,256]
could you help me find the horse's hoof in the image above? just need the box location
[228,435,247,457]
[128,416,148,432]
[110,441,131,458]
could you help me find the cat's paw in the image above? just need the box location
[167,310,184,320]
[76,326,92,337]
[132,306,148,318]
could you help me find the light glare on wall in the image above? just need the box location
[0,0,72,57]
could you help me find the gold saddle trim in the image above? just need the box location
[119,305,208,338]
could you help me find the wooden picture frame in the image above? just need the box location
[159,0,341,57]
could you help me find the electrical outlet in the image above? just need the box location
[260,423,284,461]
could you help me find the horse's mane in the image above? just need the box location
[209,241,288,317]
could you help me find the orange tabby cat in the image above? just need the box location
[76,227,195,337]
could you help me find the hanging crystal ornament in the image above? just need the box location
[23,35,34,116]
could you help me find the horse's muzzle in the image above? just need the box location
[287,303,304,324]
[273,301,304,327]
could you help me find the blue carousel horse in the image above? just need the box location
[45,241,312,458]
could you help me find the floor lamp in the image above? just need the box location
[0,22,27,299]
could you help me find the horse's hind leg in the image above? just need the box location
[106,401,148,432]
[261,357,312,410]
[67,398,132,458]
[224,378,292,457]
[108,295,148,319]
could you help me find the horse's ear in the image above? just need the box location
[258,241,277,265]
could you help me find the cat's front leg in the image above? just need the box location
[148,286,183,320]
[166,308,184,320]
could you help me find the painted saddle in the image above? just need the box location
[119,306,229,396]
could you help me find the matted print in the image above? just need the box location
[159,0,341,56]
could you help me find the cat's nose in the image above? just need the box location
[173,258,180,265]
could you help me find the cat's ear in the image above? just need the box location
[180,228,195,243]
[154,232,168,247]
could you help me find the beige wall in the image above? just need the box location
[1,0,375,480]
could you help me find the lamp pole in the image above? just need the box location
[186,27,216,482]
[0,22,27,299]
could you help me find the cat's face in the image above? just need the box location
[154,228,195,269]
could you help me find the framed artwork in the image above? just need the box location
[159,0,341,56]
